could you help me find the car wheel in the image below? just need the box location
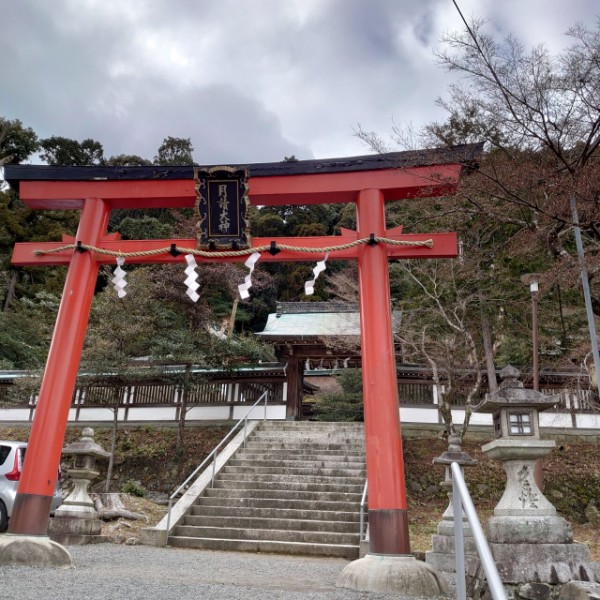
[0,501,7,533]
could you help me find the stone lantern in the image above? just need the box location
[469,366,596,598]
[426,432,477,572]
[48,428,110,545]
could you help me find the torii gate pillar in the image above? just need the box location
[356,188,409,554]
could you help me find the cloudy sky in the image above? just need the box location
[2,0,598,165]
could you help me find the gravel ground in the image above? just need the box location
[0,544,456,600]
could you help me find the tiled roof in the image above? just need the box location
[258,303,401,338]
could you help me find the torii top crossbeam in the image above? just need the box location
[4,143,481,558]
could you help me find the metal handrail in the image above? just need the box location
[359,480,368,541]
[164,390,269,546]
[451,461,506,600]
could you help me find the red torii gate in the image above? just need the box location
[4,144,480,558]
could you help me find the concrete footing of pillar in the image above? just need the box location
[336,553,449,596]
[0,534,73,568]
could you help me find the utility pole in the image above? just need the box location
[570,196,600,389]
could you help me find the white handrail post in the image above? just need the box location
[264,391,267,420]
[453,469,467,600]
[243,416,248,448]
[359,480,368,541]
[164,498,173,548]
[211,455,216,487]
[451,462,507,600]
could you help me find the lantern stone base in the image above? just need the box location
[426,529,478,573]
[487,515,573,544]
[467,543,598,600]
[0,534,73,567]
[336,553,449,596]
[48,515,109,546]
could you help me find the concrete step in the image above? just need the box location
[248,435,364,445]
[190,504,360,522]
[173,525,360,546]
[216,471,364,484]
[168,536,359,559]
[183,514,358,533]
[202,487,362,504]
[251,430,363,438]
[229,456,365,468]
[242,441,363,450]
[237,447,365,463]
[248,429,363,437]
[197,494,361,512]
[259,421,363,428]
[222,465,365,478]
[213,478,364,493]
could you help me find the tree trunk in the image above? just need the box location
[2,270,17,312]
[227,298,239,338]
[556,284,567,344]
[94,493,144,521]
[177,364,192,450]
[481,317,497,393]
[105,406,119,493]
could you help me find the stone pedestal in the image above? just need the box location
[337,554,449,596]
[0,534,73,567]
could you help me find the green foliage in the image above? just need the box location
[0,291,60,368]
[105,154,152,166]
[121,479,146,497]
[314,369,364,422]
[117,216,173,240]
[0,117,39,164]
[153,136,194,165]
[39,136,104,166]
[3,371,41,406]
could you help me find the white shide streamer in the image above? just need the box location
[304,253,329,296]
[184,254,200,302]
[111,256,127,299]
[238,252,261,299]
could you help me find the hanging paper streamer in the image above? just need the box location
[111,256,127,299]
[304,253,329,296]
[238,252,261,299]
[184,254,200,302]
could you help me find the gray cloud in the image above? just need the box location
[1,0,598,165]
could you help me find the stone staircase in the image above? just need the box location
[168,421,366,558]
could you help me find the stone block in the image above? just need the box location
[517,582,553,600]
[426,550,479,573]
[487,515,573,544]
[49,516,103,537]
[558,581,600,600]
[468,543,593,584]
[430,533,477,553]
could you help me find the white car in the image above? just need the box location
[0,441,63,531]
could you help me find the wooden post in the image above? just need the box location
[285,354,303,420]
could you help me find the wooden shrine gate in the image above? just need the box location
[5,144,481,556]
